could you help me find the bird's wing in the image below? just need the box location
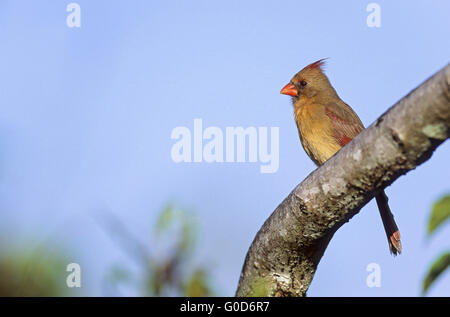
[324,103,364,146]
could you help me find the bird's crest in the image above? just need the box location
[305,58,327,71]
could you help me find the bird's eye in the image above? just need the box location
[300,80,307,87]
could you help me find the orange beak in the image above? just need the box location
[280,83,298,97]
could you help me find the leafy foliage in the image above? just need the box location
[427,195,450,236]
[422,194,450,295]
[0,246,75,296]
[184,269,212,297]
[422,252,450,295]
[101,204,214,296]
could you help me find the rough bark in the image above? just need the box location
[236,63,450,297]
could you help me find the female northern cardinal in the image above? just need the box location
[280,59,401,255]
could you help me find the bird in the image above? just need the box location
[280,59,402,255]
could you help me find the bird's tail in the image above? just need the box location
[375,191,402,256]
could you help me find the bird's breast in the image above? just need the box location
[294,104,342,166]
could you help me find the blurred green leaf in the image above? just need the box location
[427,195,450,236]
[184,269,212,297]
[0,247,74,297]
[422,252,450,295]
[105,204,214,296]
[178,214,196,254]
[155,204,175,234]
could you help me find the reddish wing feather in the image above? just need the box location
[325,107,363,147]
[339,135,353,146]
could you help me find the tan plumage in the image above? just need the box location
[281,59,402,255]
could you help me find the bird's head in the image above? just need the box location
[280,58,336,103]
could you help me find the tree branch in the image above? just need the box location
[236,63,450,297]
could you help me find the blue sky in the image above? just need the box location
[0,1,449,296]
